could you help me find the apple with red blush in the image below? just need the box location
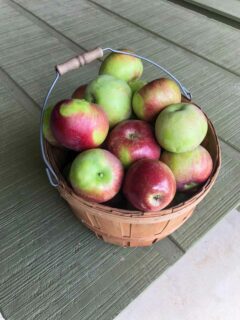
[107,120,161,167]
[69,149,124,203]
[132,78,181,121]
[123,159,176,211]
[161,145,213,192]
[51,99,109,151]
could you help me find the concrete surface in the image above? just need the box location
[115,209,240,320]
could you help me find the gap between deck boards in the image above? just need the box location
[0,54,239,256]
[86,0,240,77]
[5,0,240,78]
[167,0,240,29]
[0,65,186,255]
[1,0,240,156]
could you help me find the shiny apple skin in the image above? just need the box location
[107,120,161,167]
[99,49,143,82]
[85,75,132,127]
[155,103,208,153]
[123,159,176,211]
[132,78,181,121]
[69,149,124,203]
[161,145,213,191]
[51,99,109,151]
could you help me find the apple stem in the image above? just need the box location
[98,172,104,178]
[129,133,138,140]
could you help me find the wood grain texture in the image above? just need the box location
[0,1,100,107]
[5,0,240,151]
[183,0,240,22]
[0,84,179,320]
[0,0,240,318]
[91,0,240,75]
[171,141,240,249]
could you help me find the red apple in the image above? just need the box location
[107,120,161,167]
[123,159,176,211]
[51,99,109,151]
[69,148,124,203]
[132,78,181,121]
[161,145,213,191]
[72,84,87,99]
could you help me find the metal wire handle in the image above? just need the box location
[40,47,192,187]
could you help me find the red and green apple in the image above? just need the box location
[107,120,161,167]
[123,159,176,211]
[132,78,181,121]
[161,145,213,191]
[69,149,124,203]
[51,99,109,151]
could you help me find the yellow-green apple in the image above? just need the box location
[85,75,132,127]
[43,105,60,146]
[155,103,208,153]
[132,78,181,121]
[69,149,124,203]
[99,49,143,82]
[107,120,161,167]
[51,99,109,151]
[161,145,213,191]
[72,84,87,99]
[128,79,147,94]
[123,159,176,211]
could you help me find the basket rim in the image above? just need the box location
[45,101,221,219]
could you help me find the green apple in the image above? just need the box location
[85,75,132,127]
[42,105,60,146]
[155,103,208,153]
[128,79,147,94]
[99,49,143,82]
[69,149,124,203]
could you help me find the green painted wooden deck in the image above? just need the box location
[0,0,239,319]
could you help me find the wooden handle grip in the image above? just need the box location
[56,47,104,75]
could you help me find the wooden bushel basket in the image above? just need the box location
[41,48,221,247]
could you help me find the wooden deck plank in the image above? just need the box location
[0,1,100,107]
[183,0,240,23]
[91,0,240,75]
[0,0,240,252]
[0,76,239,319]
[3,0,240,152]
[0,83,180,319]
[0,1,240,317]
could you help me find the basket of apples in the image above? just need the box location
[40,47,221,247]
